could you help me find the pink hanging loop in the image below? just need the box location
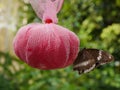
[29,0,64,24]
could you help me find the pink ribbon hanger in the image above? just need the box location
[30,0,64,23]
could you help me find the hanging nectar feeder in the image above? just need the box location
[13,0,80,70]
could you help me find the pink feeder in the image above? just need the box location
[13,0,80,70]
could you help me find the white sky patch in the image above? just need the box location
[0,0,19,32]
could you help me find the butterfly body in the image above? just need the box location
[73,48,114,74]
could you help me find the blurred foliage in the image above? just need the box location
[0,0,120,90]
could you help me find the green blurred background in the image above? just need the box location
[0,0,120,90]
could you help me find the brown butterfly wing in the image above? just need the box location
[73,49,96,74]
[73,48,114,74]
[85,49,114,67]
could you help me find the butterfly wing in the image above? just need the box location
[73,48,114,74]
[86,49,114,67]
[73,49,96,74]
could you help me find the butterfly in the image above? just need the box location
[73,48,114,74]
